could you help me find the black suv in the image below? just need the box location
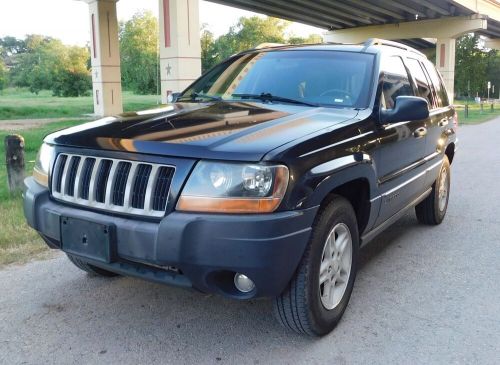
[24,39,457,336]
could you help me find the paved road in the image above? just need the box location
[1,119,499,365]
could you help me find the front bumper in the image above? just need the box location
[24,177,318,299]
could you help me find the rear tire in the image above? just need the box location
[273,195,359,336]
[415,156,450,225]
[66,254,119,277]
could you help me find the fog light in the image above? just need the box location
[234,273,255,293]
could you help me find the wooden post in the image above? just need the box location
[464,104,469,118]
[491,103,494,112]
[4,135,25,193]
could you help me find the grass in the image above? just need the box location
[0,88,161,120]
[453,101,500,125]
[0,119,86,266]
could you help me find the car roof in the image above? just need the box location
[239,40,427,60]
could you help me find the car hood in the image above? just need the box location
[46,102,359,161]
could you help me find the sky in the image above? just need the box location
[0,0,324,46]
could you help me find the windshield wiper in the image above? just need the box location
[231,93,319,107]
[177,92,222,102]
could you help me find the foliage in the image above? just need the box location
[119,11,159,94]
[455,34,489,97]
[6,35,91,97]
[486,50,500,99]
[202,17,288,72]
[0,59,7,91]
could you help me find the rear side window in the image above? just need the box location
[422,61,450,107]
[405,58,435,108]
[379,56,414,109]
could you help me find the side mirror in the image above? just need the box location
[379,96,429,124]
[168,92,182,103]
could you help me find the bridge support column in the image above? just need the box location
[436,38,456,101]
[159,0,202,103]
[85,0,123,116]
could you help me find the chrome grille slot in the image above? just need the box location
[53,154,68,193]
[79,158,95,200]
[112,161,131,206]
[131,164,152,209]
[51,153,175,217]
[153,166,175,211]
[95,159,113,203]
[65,156,81,197]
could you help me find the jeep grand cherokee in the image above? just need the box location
[24,39,457,336]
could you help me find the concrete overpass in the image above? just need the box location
[81,0,500,116]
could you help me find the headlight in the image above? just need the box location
[33,143,55,187]
[177,161,289,213]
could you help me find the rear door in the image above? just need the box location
[373,55,428,226]
[417,59,454,184]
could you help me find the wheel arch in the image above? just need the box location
[301,155,379,236]
[445,142,455,164]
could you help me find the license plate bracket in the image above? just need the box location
[60,216,115,263]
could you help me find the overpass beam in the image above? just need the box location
[485,39,500,50]
[84,0,123,116]
[323,15,488,43]
[159,0,202,103]
[324,15,487,102]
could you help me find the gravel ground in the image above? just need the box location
[1,119,499,365]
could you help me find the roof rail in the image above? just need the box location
[362,38,425,56]
[254,43,287,49]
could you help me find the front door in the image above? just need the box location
[373,55,428,226]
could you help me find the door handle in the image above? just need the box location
[438,119,448,127]
[413,127,427,138]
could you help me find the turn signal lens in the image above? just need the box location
[33,143,55,187]
[177,162,289,213]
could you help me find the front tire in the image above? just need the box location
[66,254,119,277]
[274,196,359,336]
[415,156,450,225]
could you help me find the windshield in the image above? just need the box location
[180,50,375,108]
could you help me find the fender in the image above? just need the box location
[286,153,381,233]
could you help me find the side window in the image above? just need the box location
[405,58,435,108]
[423,61,450,107]
[379,56,414,109]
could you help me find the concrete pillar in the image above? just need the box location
[435,38,456,102]
[159,0,202,103]
[86,0,123,116]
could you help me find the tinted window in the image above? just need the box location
[423,61,450,107]
[379,56,414,109]
[406,58,434,108]
[181,50,375,108]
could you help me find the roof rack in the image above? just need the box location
[362,38,425,56]
[254,43,287,49]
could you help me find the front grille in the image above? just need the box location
[51,153,175,217]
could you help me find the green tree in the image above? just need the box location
[208,16,288,67]
[0,59,8,91]
[486,50,500,99]
[201,17,323,72]
[455,34,488,97]
[201,25,216,72]
[119,11,159,94]
[9,35,91,96]
[288,34,323,45]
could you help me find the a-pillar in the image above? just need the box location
[85,0,123,116]
[159,0,202,103]
[436,38,456,102]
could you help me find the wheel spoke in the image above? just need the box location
[319,267,330,284]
